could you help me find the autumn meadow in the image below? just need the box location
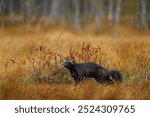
[0,0,150,100]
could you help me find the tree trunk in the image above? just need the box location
[140,0,148,29]
[0,0,5,35]
[25,0,33,26]
[108,0,114,25]
[50,0,60,24]
[43,0,51,26]
[60,0,69,25]
[95,0,104,31]
[114,0,122,25]
[9,0,16,23]
[20,0,25,22]
[113,0,122,36]
[73,0,81,30]
[81,0,93,26]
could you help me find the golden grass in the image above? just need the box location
[0,25,150,100]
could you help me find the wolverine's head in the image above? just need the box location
[64,59,76,68]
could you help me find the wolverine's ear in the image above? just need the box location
[64,59,67,63]
[64,58,76,64]
[71,60,76,64]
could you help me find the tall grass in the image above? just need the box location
[0,26,150,99]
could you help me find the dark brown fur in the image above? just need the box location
[64,60,122,85]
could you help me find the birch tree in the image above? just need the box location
[108,0,114,25]
[25,0,33,25]
[9,0,16,23]
[43,0,51,26]
[114,0,122,25]
[0,0,6,34]
[73,0,81,30]
[140,0,148,29]
[95,0,104,31]
[50,0,60,24]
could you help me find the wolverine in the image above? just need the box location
[64,59,122,85]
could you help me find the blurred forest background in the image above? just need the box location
[0,0,150,31]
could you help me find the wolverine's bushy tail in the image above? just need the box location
[109,70,122,83]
